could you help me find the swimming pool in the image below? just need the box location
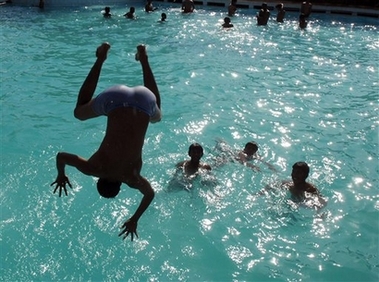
[1,3,378,281]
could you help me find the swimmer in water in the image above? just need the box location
[159,12,167,22]
[299,13,308,29]
[124,7,136,19]
[176,143,211,177]
[256,2,270,26]
[50,43,161,241]
[103,6,111,18]
[145,0,158,12]
[181,0,195,13]
[214,139,277,172]
[222,17,234,28]
[260,161,327,209]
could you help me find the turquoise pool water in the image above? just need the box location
[1,3,378,281]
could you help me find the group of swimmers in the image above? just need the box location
[102,0,194,21]
[225,1,313,29]
[176,141,325,206]
[101,0,313,29]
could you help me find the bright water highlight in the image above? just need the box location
[1,3,378,281]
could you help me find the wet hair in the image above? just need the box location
[224,17,231,23]
[188,143,204,156]
[276,3,283,9]
[292,162,310,178]
[97,178,121,198]
[245,141,258,151]
[130,6,135,12]
[161,13,167,19]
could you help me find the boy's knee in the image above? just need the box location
[74,107,85,120]
[73,104,98,121]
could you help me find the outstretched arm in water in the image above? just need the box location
[119,176,155,241]
[50,152,99,196]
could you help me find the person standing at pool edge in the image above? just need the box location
[228,0,237,17]
[50,43,161,241]
[300,1,312,17]
[275,3,285,22]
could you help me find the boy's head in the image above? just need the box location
[291,162,310,184]
[244,141,259,156]
[97,178,121,198]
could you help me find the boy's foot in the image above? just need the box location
[96,42,111,62]
[135,44,147,61]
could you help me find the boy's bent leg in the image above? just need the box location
[74,43,110,120]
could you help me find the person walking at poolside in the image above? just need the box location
[124,7,136,19]
[228,0,237,17]
[50,43,161,241]
[176,143,211,176]
[256,2,270,26]
[300,1,312,17]
[275,3,285,22]
[182,0,195,13]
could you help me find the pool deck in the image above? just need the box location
[8,0,379,17]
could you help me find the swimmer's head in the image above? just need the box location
[291,162,310,183]
[161,13,167,20]
[105,6,110,13]
[97,178,121,198]
[188,143,204,159]
[262,2,268,8]
[244,141,258,156]
[130,6,135,12]
[276,3,283,9]
[224,17,231,23]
